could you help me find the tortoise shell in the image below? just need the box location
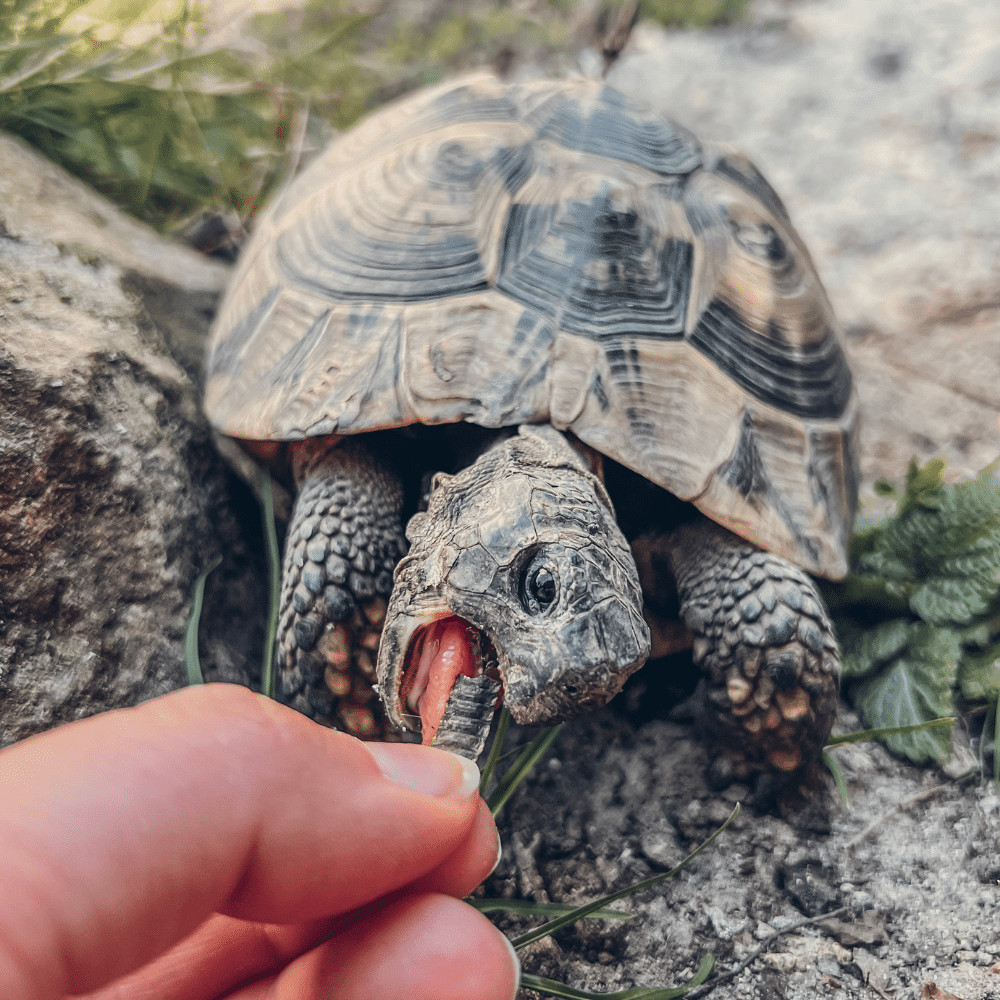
[205,74,859,578]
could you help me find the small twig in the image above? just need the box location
[601,0,638,75]
[686,906,849,998]
[283,98,311,183]
[846,785,947,851]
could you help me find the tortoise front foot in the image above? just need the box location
[277,440,408,739]
[661,518,840,788]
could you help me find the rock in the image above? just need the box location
[0,133,264,746]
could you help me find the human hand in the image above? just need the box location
[0,684,518,1000]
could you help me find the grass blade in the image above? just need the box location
[519,954,714,999]
[479,706,511,796]
[185,555,221,685]
[260,470,281,699]
[995,694,1000,789]
[825,717,954,747]
[512,805,740,950]
[487,724,562,818]
[469,899,630,920]
[988,695,1000,791]
[822,750,849,807]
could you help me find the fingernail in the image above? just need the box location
[501,932,521,997]
[364,743,480,798]
[491,830,503,875]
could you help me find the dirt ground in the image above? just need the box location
[485,698,1000,999]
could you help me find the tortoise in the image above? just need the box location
[205,73,858,785]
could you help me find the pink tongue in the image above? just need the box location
[419,619,477,746]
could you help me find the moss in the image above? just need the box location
[640,0,748,28]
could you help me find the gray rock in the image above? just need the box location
[0,134,263,745]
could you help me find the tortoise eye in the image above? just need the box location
[522,557,559,615]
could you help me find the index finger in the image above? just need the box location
[0,684,488,1000]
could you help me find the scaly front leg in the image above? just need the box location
[278,438,408,738]
[654,517,840,789]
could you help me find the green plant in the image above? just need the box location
[184,554,221,683]
[638,0,747,29]
[822,717,954,805]
[0,0,377,231]
[259,470,282,699]
[824,457,1000,771]
[2,0,757,238]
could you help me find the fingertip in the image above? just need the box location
[270,895,520,1000]
[403,796,500,899]
[500,929,521,998]
[361,742,480,798]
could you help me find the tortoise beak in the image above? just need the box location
[377,609,504,759]
[377,609,433,734]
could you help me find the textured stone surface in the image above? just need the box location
[0,134,263,746]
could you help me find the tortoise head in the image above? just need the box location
[377,425,650,757]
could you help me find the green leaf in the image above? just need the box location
[825,717,955,747]
[850,624,959,763]
[519,954,714,999]
[469,899,630,920]
[908,536,1000,626]
[822,750,849,807]
[260,471,281,700]
[958,612,1000,649]
[860,468,1000,624]
[487,724,562,818]
[899,456,946,515]
[839,618,912,680]
[957,643,1000,701]
[185,555,221,685]
[478,706,511,796]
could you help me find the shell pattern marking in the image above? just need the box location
[205,75,858,579]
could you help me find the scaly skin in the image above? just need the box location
[654,518,840,786]
[277,438,408,738]
[276,428,838,791]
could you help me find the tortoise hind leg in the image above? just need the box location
[654,517,840,790]
[278,438,408,738]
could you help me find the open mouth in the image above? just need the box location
[399,616,503,758]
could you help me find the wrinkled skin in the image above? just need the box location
[377,425,651,748]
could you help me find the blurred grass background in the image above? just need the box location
[0,0,747,240]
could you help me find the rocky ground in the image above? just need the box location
[487,703,1000,1000]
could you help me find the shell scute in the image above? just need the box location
[496,192,693,342]
[517,81,702,177]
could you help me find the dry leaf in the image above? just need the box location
[854,947,892,999]
[921,983,966,1000]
